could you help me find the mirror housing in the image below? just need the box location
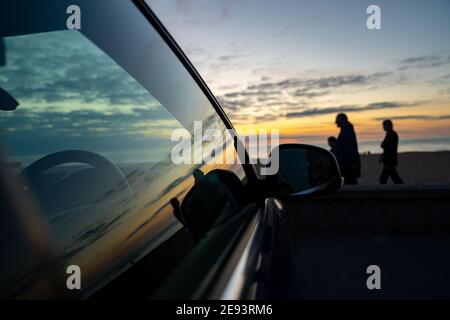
[267,143,342,198]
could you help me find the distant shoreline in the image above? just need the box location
[312,136,450,154]
[360,150,450,156]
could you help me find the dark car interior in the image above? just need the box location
[91,168,258,299]
[21,150,133,218]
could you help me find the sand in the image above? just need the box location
[357,151,450,186]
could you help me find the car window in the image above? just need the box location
[0,0,246,298]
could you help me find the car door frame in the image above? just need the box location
[132,0,277,299]
[133,0,258,184]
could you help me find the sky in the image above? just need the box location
[146,0,450,150]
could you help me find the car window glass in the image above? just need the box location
[0,0,245,298]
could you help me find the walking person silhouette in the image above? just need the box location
[379,119,404,184]
[334,113,361,185]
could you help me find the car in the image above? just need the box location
[0,0,342,299]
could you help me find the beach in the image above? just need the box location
[357,151,450,186]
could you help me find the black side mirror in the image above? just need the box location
[269,143,342,198]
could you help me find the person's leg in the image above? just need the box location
[390,168,404,184]
[341,162,357,185]
[379,168,389,184]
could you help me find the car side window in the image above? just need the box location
[0,0,246,298]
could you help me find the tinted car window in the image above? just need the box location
[0,0,245,298]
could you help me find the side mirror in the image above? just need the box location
[269,144,342,197]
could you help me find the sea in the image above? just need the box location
[316,136,450,154]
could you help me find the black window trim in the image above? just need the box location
[132,0,258,183]
[131,0,266,299]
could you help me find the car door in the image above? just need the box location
[0,0,259,299]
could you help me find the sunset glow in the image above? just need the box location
[148,0,450,152]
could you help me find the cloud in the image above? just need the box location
[285,101,427,118]
[223,90,279,99]
[230,112,279,124]
[373,114,450,121]
[246,72,391,92]
[397,53,450,70]
[0,105,177,162]
[216,96,253,111]
[0,107,173,137]
[0,31,155,107]
[216,72,396,123]
[217,54,243,62]
[213,51,449,125]
[292,88,329,98]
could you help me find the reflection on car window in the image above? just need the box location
[0,0,245,298]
